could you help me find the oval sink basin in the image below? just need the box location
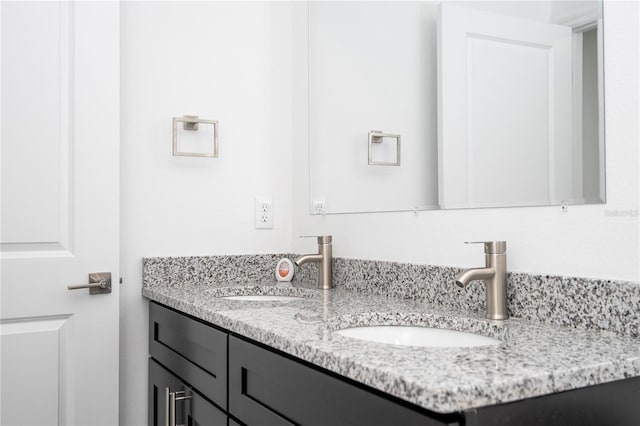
[219,295,303,301]
[334,325,501,348]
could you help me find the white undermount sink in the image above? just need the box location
[334,325,501,348]
[219,295,303,301]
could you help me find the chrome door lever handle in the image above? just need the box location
[68,272,112,294]
[67,281,109,290]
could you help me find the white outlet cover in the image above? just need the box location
[255,196,273,229]
[312,199,326,215]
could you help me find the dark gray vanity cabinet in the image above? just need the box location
[463,375,640,426]
[149,359,227,426]
[227,335,459,426]
[148,303,229,426]
[149,302,227,406]
[149,301,640,426]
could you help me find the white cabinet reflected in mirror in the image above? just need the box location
[307,1,604,214]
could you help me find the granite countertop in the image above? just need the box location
[142,282,640,414]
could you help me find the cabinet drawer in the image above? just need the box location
[149,302,227,407]
[229,336,458,426]
[149,359,227,426]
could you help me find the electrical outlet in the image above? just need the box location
[312,199,326,215]
[255,197,273,229]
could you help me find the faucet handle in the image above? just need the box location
[465,241,506,254]
[300,235,332,244]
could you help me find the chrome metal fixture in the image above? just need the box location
[295,235,333,290]
[368,130,401,166]
[455,241,508,320]
[172,115,219,158]
[165,387,192,426]
[67,272,112,295]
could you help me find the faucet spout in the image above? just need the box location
[294,253,323,266]
[455,267,495,288]
[455,241,508,320]
[296,235,333,290]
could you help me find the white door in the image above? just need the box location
[437,4,573,208]
[1,2,119,425]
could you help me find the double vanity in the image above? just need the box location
[144,251,640,426]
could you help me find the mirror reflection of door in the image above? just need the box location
[438,2,603,209]
[438,4,572,208]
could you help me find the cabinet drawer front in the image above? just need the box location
[149,359,227,426]
[149,302,227,407]
[229,336,454,426]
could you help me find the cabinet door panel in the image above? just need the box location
[149,302,228,407]
[466,375,640,426]
[229,336,457,426]
[149,359,227,426]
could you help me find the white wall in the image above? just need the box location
[293,0,639,282]
[120,1,638,424]
[120,2,292,424]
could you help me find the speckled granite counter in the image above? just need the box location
[143,255,640,337]
[142,281,640,414]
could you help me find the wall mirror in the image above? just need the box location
[307,1,605,214]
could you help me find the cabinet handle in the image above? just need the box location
[165,387,192,426]
[165,388,170,426]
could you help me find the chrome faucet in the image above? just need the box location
[295,235,333,290]
[455,241,508,320]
